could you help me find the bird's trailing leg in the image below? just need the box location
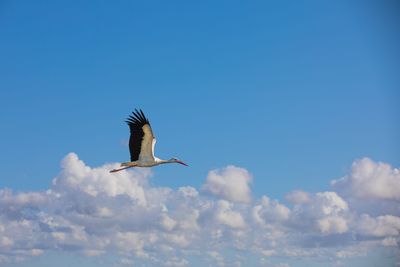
[109,166,133,173]
[110,161,138,173]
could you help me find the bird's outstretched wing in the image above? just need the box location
[126,109,155,162]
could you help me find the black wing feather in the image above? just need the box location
[125,109,150,161]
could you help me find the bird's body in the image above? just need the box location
[110,109,187,173]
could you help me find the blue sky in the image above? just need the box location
[0,1,399,266]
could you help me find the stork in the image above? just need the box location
[110,109,188,173]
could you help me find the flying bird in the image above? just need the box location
[110,109,188,173]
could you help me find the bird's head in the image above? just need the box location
[170,157,188,166]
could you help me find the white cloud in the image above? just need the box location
[0,190,46,207]
[0,154,398,266]
[357,214,400,237]
[202,166,252,203]
[382,237,398,247]
[160,213,177,231]
[164,256,189,267]
[317,216,348,234]
[52,153,149,205]
[285,190,311,204]
[214,200,246,229]
[314,192,349,215]
[208,250,224,266]
[331,158,400,201]
[289,191,350,234]
[253,196,290,225]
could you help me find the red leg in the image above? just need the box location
[109,166,133,173]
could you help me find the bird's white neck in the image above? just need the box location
[155,158,174,164]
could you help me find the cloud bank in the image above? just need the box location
[0,154,399,266]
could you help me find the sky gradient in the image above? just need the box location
[0,1,399,266]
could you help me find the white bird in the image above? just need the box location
[110,109,188,173]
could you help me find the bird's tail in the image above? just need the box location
[120,161,137,167]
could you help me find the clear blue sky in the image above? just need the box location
[1,1,398,198]
[0,1,399,266]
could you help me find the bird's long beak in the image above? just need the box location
[176,160,188,166]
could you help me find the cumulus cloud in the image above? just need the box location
[53,153,149,205]
[287,191,350,236]
[214,200,246,229]
[202,165,252,203]
[285,190,311,204]
[331,157,400,218]
[0,155,398,266]
[253,196,290,224]
[332,157,400,201]
[357,214,400,237]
